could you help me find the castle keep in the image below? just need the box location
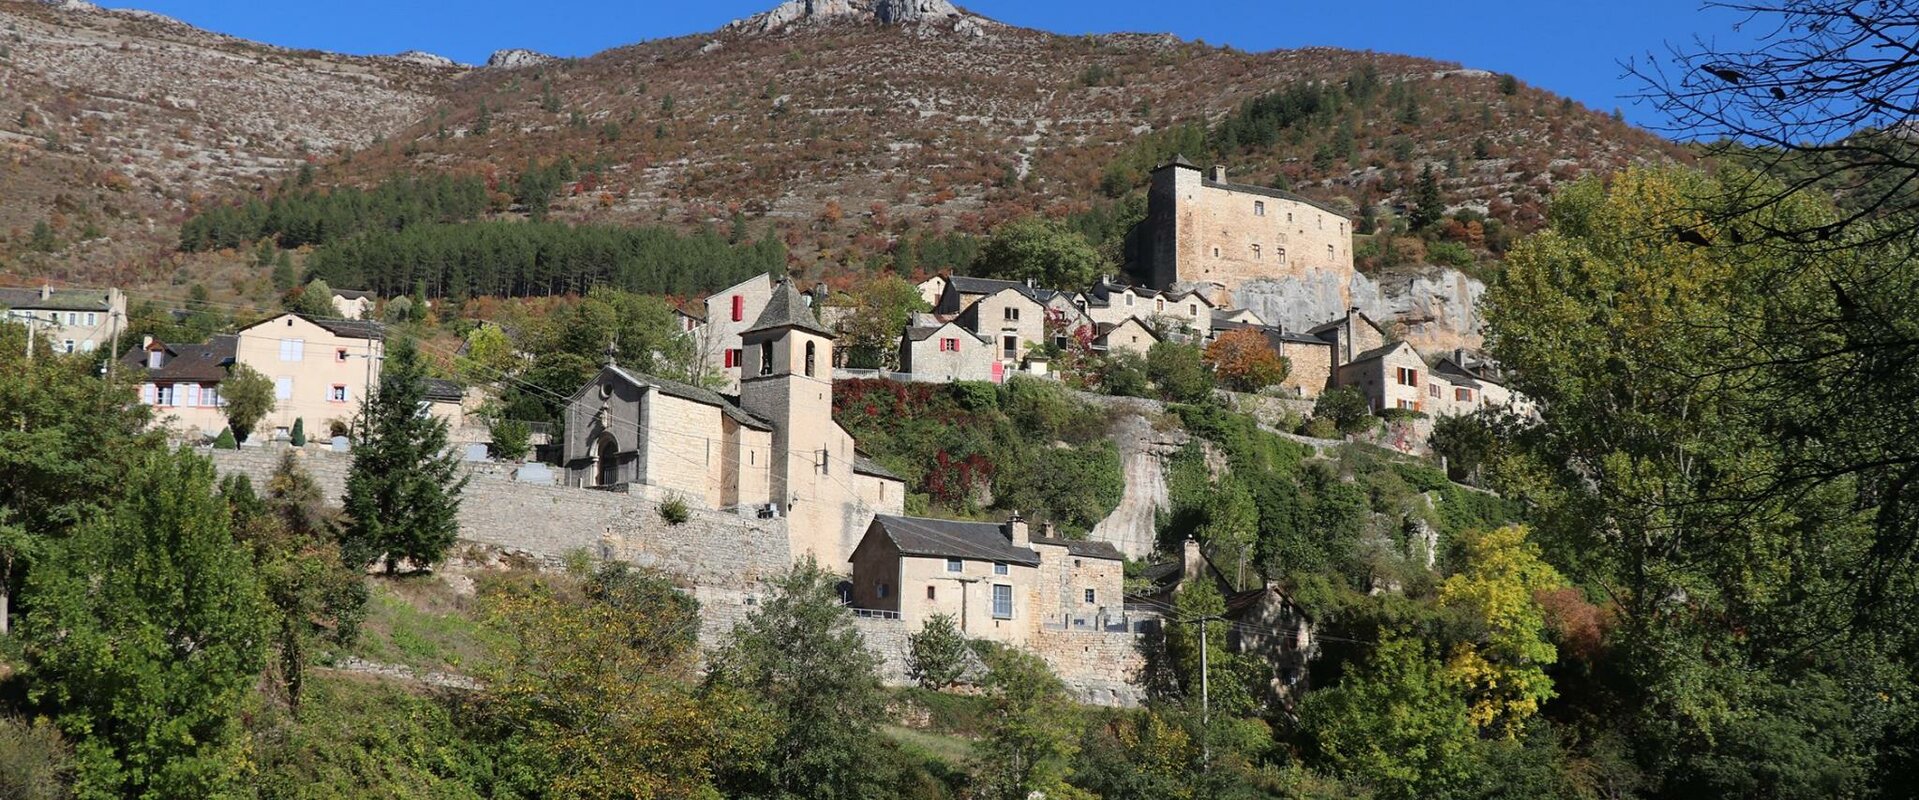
[1129,156,1355,308]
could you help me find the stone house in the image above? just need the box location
[0,285,125,355]
[1093,317,1161,358]
[915,275,949,308]
[563,280,906,563]
[121,334,237,438]
[1210,320,1337,398]
[1128,157,1354,308]
[955,283,1050,368]
[233,313,385,437]
[848,514,1126,645]
[1082,278,1214,340]
[898,321,996,383]
[698,273,777,392]
[1336,340,1430,412]
[1136,538,1317,709]
[331,289,375,321]
[1305,307,1388,369]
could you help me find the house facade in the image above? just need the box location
[848,514,1126,645]
[0,285,125,355]
[234,313,385,436]
[122,334,236,438]
[1337,340,1429,412]
[331,289,375,321]
[1094,317,1160,358]
[563,280,906,563]
[955,284,1049,368]
[699,273,777,392]
[898,322,996,383]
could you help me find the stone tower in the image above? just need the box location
[738,279,844,561]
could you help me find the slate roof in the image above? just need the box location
[853,455,904,482]
[1095,318,1160,342]
[604,365,773,431]
[1210,320,1327,347]
[0,287,115,312]
[332,288,374,301]
[120,335,236,383]
[866,515,1042,566]
[744,279,833,338]
[904,323,979,343]
[1346,341,1414,366]
[423,378,465,403]
[1431,358,1486,389]
[1030,536,1124,561]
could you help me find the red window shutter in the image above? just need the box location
[731,296,744,322]
[724,350,737,368]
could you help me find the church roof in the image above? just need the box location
[744,279,834,338]
[603,364,773,431]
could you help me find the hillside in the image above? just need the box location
[0,0,456,284]
[1,0,1684,297]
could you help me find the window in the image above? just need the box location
[147,350,164,369]
[1327,244,1335,260]
[279,338,304,362]
[1277,247,1287,265]
[1254,200,1265,216]
[724,349,741,368]
[202,386,220,407]
[804,341,816,377]
[335,348,348,363]
[61,339,75,353]
[939,337,959,352]
[1124,294,1134,307]
[946,558,963,573]
[1251,243,1261,260]
[1002,336,1017,360]
[84,312,97,326]
[877,583,890,599]
[1396,367,1419,387]
[992,584,1013,619]
[758,341,773,376]
[1156,298,1165,311]
[1287,212,1294,223]
[1188,304,1197,315]
[1428,383,1441,398]
[1396,399,1418,410]
[154,384,175,406]
[731,295,744,322]
[926,586,936,600]
[993,562,1008,576]
[274,377,293,399]
[1317,214,1323,229]
[329,385,349,403]
[1456,387,1474,402]
[184,385,200,407]
[65,312,78,325]
[1084,589,1096,604]
[1003,306,1020,322]
[1212,247,1221,258]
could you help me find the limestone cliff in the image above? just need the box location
[728,0,977,34]
[1228,264,1487,353]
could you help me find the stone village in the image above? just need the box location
[28,158,1532,705]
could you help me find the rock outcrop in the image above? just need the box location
[486,48,555,69]
[728,0,973,34]
[394,50,462,68]
[1226,264,1487,353]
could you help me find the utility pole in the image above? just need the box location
[1190,614,1223,765]
[106,309,122,380]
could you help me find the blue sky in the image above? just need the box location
[113,0,1752,131]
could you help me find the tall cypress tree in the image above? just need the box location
[342,337,466,574]
[1410,164,1445,230]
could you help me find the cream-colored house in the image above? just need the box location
[121,334,236,439]
[848,514,1125,644]
[954,284,1049,368]
[0,285,125,355]
[234,313,385,437]
[331,289,376,321]
[1081,278,1213,340]
[563,280,906,563]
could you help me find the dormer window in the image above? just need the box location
[147,349,165,369]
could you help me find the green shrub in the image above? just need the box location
[1303,416,1339,439]
[0,717,72,800]
[1091,352,1149,398]
[1428,240,1475,268]
[290,418,307,447]
[1379,408,1428,424]
[213,427,238,450]
[658,494,690,525]
[488,417,530,461]
[1146,341,1213,404]
[907,613,970,689]
[1313,387,1377,435]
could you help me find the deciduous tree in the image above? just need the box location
[1204,329,1290,392]
[220,362,275,442]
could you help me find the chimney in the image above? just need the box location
[1209,164,1227,183]
[39,284,52,301]
[1344,305,1361,363]
[1453,347,1467,367]
[1182,536,1203,583]
[1003,511,1029,548]
[141,334,154,349]
[1038,520,1057,540]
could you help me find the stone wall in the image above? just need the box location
[208,445,1145,705]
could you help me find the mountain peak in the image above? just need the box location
[727,0,983,35]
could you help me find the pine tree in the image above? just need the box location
[1410,164,1445,230]
[342,337,466,574]
[272,251,297,292]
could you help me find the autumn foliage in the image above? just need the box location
[1205,329,1290,392]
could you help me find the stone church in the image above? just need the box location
[561,279,906,563]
